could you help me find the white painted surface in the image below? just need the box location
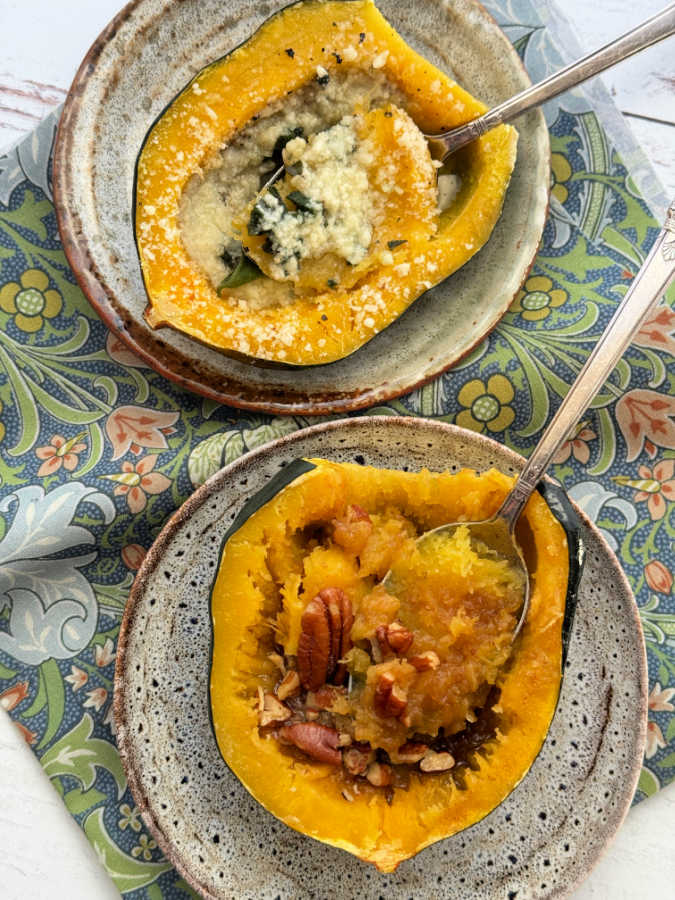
[0,1,673,898]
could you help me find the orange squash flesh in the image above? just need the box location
[135,0,518,365]
[210,460,570,871]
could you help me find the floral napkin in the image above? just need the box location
[0,0,673,897]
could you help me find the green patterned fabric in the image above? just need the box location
[0,1,673,896]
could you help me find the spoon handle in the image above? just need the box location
[498,200,675,530]
[428,4,675,159]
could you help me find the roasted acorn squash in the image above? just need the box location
[209,459,582,871]
[135,0,518,365]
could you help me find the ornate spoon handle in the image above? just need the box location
[426,4,675,159]
[497,200,675,529]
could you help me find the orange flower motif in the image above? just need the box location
[15,722,37,745]
[0,681,29,712]
[645,560,673,595]
[103,456,172,514]
[648,682,675,712]
[83,687,108,711]
[553,422,596,465]
[95,638,116,668]
[35,432,86,477]
[64,666,88,692]
[645,720,666,759]
[633,461,675,521]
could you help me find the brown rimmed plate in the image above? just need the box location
[53,0,549,416]
[114,416,646,899]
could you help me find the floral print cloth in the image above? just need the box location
[0,1,673,897]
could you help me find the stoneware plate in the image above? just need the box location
[114,417,647,900]
[54,0,549,416]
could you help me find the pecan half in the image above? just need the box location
[420,750,455,773]
[332,504,373,555]
[279,722,342,765]
[377,621,413,656]
[297,588,353,690]
[409,650,440,672]
[373,672,408,718]
[343,743,375,775]
[257,691,291,728]
[366,761,392,787]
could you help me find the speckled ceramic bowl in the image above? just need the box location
[53,0,549,415]
[114,417,647,899]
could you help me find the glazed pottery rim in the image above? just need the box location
[53,0,550,417]
[113,416,647,900]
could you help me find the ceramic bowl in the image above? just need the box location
[53,0,549,415]
[114,416,647,899]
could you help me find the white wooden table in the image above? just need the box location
[0,1,674,898]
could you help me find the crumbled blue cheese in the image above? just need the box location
[256,116,374,278]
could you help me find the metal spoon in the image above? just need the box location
[263,3,675,190]
[426,3,675,160]
[382,200,675,642]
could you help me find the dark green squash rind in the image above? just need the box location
[536,480,585,668]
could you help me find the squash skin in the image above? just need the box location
[135,0,518,366]
[209,459,583,871]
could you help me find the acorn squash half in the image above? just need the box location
[135,0,518,366]
[209,459,583,871]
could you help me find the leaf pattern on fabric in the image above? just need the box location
[0,483,114,664]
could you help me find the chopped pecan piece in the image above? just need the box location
[420,750,455,773]
[278,722,342,765]
[377,621,414,656]
[409,650,440,672]
[297,588,353,690]
[337,732,353,747]
[393,742,428,764]
[373,672,408,718]
[386,621,414,654]
[257,691,291,728]
[268,651,286,674]
[276,670,300,701]
[366,761,392,787]
[332,504,373,555]
[343,743,375,775]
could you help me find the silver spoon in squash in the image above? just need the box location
[382,200,675,643]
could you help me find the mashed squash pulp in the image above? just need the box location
[210,460,572,872]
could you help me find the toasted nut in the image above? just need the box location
[268,652,286,673]
[373,672,408,718]
[341,788,354,802]
[258,692,291,728]
[366,761,393,787]
[305,710,319,721]
[276,670,300,701]
[420,750,455,773]
[337,732,353,747]
[393,742,428,764]
[375,625,390,655]
[297,588,353,690]
[332,504,373,555]
[343,744,375,775]
[297,595,332,691]
[409,650,440,672]
[385,622,414,655]
[279,722,342,765]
